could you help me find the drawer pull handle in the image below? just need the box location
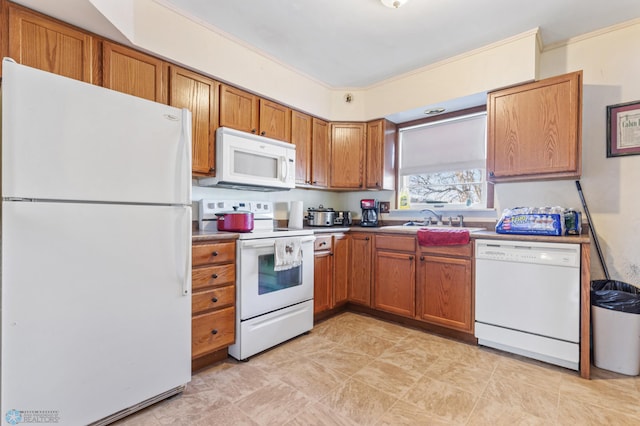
[211,273,218,279]
[211,329,218,335]
[420,256,425,261]
[211,297,218,303]
[211,251,219,257]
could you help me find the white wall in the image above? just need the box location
[494,20,640,283]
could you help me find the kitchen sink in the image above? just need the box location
[380,225,486,233]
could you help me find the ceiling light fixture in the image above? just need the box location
[425,107,446,115]
[380,0,410,9]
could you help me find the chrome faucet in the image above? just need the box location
[420,208,443,225]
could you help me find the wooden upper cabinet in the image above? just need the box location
[102,41,167,103]
[330,122,366,189]
[260,99,291,142]
[366,119,396,190]
[6,5,94,82]
[311,118,330,188]
[487,70,583,182]
[169,66,218,176]
[219,84,259,134]
[292,110,312,185]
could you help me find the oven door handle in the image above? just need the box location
[241,236,315,248]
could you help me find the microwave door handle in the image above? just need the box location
[281,156,288,180]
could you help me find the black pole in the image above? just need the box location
[575,180,610,280]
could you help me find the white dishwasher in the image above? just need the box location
[475,239,581,370]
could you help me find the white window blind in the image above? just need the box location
[399,113,486,176]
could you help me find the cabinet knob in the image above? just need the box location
[251,129,257,134]
[365,237,370,241]
[330,252,334,256]
[489,171,495,178]
[211,273,218,279]
[260,131,266,136]
[209,167,215,173]
[312,181,317,184]
[211,329,218,335]
[320,241,327,246]
[359,183,363,188]
[376,182,380,187]
[409,256,414,260]
[211,251,219,257]
[211,297,218,303]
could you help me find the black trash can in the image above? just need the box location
[591,279,640,375]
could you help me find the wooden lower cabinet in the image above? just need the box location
[373,235,416,318]
[333,233,350,305]
[416,243,473,333]
[191,239,236,370]
[314,233,350,316]
[348,233,373,306]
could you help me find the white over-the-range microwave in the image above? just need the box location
[197,127,296,191]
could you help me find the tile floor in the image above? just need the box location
[117,312,640,425]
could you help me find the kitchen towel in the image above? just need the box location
[274,237,303,271]
[417,228,470,246]
[288,201,304,229]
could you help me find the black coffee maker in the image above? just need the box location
[360,199,379,227]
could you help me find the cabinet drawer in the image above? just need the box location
[192,264,235,291]
[192,241,235,266]
[420,242,472,258]
[192,307,235,358]
[314,235,332,251]
[192,285,235,314]
[376,235,416,252]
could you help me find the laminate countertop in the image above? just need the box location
[192,226,590,245]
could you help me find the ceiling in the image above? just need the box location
[157,0,640,88]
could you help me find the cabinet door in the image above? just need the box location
[169,66,218,176]
[292,110,312,185]
[330,123,365,189]
[260,99,291,142]
[311,118,330,188]
[374,250,415,317]
[219,84,259,134]
[366,119,396,190]
[333,233,350,306]
[102,41,166,103]
[7,5,94,82]
[348,233,372,306]
[314,251,333,314]
[417,255,472,332]
[487,71,582,182]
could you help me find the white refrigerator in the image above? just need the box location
[1,59,192,425]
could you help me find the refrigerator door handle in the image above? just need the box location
[179,108,193,205]
[182,206,192,296]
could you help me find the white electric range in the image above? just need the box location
[199,200,315,360]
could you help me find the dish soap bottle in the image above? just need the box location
[399,187,410,210]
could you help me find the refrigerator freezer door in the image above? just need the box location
[1,201,192,425]
[1,59,191,205]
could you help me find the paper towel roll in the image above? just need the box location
[288,201,304,229]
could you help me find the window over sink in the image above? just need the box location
[398,108,487,209]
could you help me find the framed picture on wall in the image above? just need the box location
[607,100,640,157]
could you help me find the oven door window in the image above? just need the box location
[258,254,302,295]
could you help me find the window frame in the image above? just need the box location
[396,105,494,209]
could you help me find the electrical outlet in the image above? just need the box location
[379,201,390,213]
